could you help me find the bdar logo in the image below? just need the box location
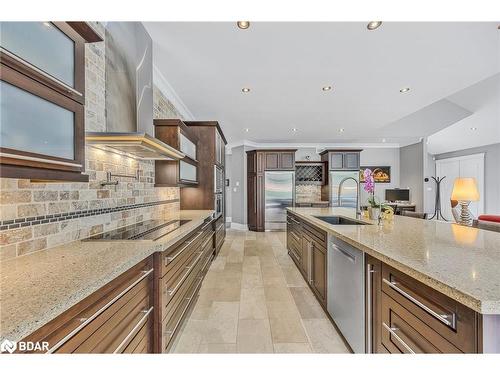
[0,339,17,353]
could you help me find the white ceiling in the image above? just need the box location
[144,22,500,148]
[427,73,500,155]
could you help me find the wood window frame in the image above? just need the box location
[0,22,99,181]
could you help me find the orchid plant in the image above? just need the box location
[363,168,381,208]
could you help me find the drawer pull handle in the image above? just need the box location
[382,278,456,329]
[216,223,224,232]
[289,217,300,225]
[382,322,415,354]
[167,251,204,296]
[165,276,204,338]
[113,306,153,354]
[166,230,204,263]
[46,268,153,353]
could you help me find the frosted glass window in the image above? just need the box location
[179,161,197,182]
[0,81,75,159]
[180,133,196,160]
[0,22,75,87]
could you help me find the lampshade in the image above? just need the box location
[451,178,480,201]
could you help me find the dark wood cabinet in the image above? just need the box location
[280,152,296,170]
[286,212,327,308]
[320,149,362,171]
[21,257,154,353]
[154,119,199,187]
[0,22,102,182]
[265,152,279,170]
[311,241,327,305]
[286,216,481,354]
[366,258,480,354]
[247,149,297,231]
[156,218,214,352]
[180,121,226,213]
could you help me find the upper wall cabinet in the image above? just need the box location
[320,149,362,171]
[264,150,296,170]
[154,119,199,187]
[0,21,102,182]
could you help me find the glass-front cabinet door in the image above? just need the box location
[0,22,100,181]
[179,160,198,184]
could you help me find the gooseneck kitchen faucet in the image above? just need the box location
[337,176,360,215]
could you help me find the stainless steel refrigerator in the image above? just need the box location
[329,170,359,209]
[265,171,295,231]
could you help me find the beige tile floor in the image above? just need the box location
[171,229,350,353]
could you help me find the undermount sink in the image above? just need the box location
[313,216,370,225]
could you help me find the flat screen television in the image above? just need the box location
[385,189,410,202]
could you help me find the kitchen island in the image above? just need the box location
[286,207,500,353]
[0,210,219,353]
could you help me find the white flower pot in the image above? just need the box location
[368,207,380,220]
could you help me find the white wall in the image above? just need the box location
[359,148,401,205]
[400,141,424,211]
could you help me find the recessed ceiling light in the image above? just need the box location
[399,87,410,93]
[470,127,477,131]
[367,21,382,30]
[242,87,250,93]
[382,138,386,143]
[245,128,250,132]
[237,21,250,29]
[339,128,345,133]
[322,86,332,91]
[292,128,298,132]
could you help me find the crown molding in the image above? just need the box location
[153,64,195,121]
[226,139,401,152]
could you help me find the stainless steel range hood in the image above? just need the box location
[84,23,184,161]
[85,132,185,160]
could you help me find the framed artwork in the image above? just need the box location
[360,166,391,183]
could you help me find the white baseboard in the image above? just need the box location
[230,222,247,231]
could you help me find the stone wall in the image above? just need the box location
[0,22,185,260]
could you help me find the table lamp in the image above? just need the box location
[450,177,479,226]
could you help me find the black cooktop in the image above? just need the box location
[87,219,191,241]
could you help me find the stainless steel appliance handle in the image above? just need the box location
[382,322,415,354]
[113,306,153,354]
[382,278,456,328]
[366,263,375,353]
[308,242,313,285]
[332,243,356,263]
[47,268,153,353]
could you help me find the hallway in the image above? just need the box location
[171,229,349,353]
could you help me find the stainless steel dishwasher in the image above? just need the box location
[327,234,365,353]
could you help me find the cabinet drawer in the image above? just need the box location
[163,272,204,351]
[162,234,212,321]
[301,221,326,248]
[35,259,154,354]
[381,293,461,353]
[381,264,477,352]
[160,221,211,278]
[122,318,151,353]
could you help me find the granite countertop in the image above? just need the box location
[287,207,500,315]
[0,210,214,342]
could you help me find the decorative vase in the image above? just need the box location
[368,207,380,220]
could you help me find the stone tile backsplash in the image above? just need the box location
[295,185,322,203]
[0,22,187,260]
